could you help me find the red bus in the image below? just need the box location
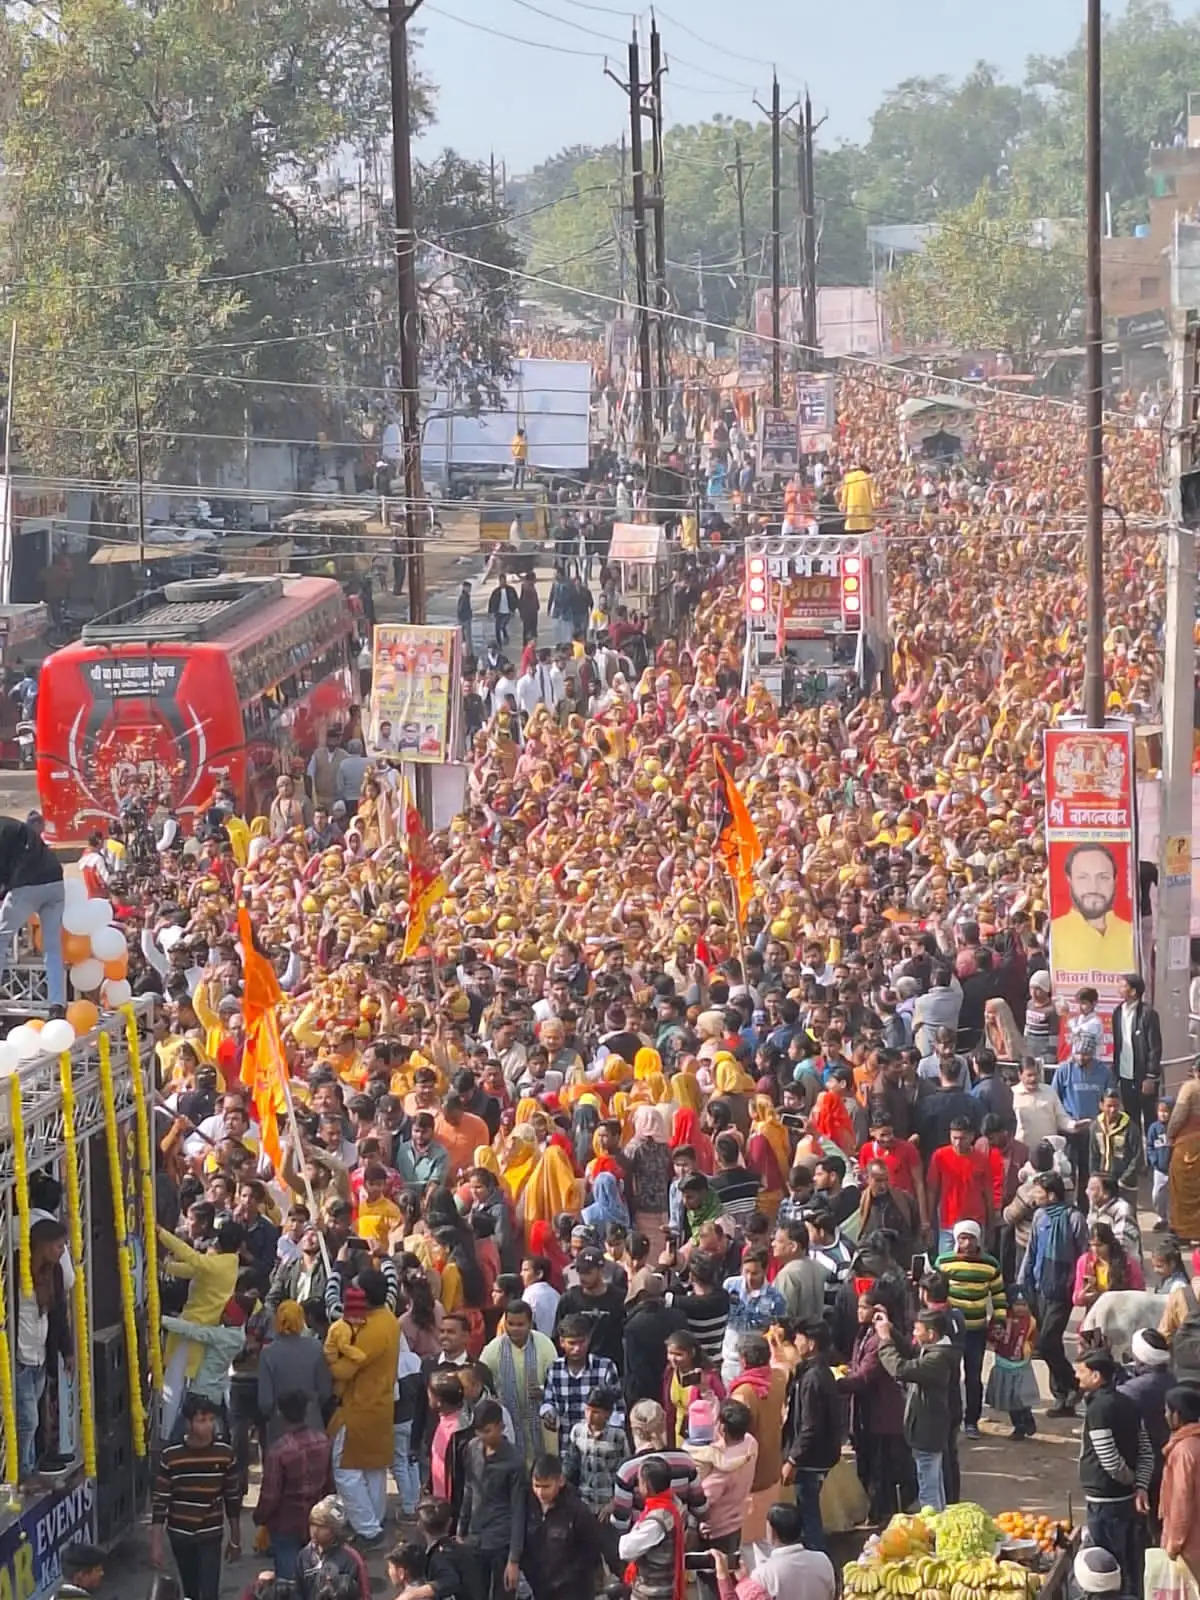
[36,573,357,844]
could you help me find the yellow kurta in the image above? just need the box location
[325,1306,401,1470]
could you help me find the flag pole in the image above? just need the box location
[267,1013,333,1278]
[716,856,751,984]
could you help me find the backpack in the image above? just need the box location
[1172,1284,1200,1384]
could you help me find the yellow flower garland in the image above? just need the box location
[121,1005,163,1396]
[0,1265,19,1487]
[9,1076,31,1302]
[97,1031,147,1456]
[57,1052,96,1480]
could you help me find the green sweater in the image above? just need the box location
[160,1316,245,1404]
[933,1252,1007,1331]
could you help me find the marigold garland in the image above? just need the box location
[98,1030,147,1455]
[57,1051,96,1479]
[0,1267,20,1486]
[9,1076,31,1302]
[121,1005,162,1396]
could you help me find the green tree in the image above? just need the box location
[886,187,1082,361]
[0,0,517,483]
[520,115,869,332]
[1015,0,1200,222]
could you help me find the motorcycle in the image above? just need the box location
[15,722,34,770]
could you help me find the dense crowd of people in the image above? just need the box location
[17,370,1200,1600]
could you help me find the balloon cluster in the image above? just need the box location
[60,874,130,1010]
[0,874,131,1074]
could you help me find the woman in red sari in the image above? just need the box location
[745,1096,791,1220]
[527,1217,570,1290]
[670,1106,715,1175]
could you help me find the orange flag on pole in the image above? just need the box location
[715,752,762,924]
[402,782,447,960]
[236,904,286,1171]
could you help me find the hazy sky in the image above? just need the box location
[413,0,1130,176]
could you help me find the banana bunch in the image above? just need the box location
[993,1563,1034,1593]
[844,1564,884,1595]
[952,1559,1004,1590]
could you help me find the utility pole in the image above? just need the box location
[1158,227,1200,1085]
[132,369,146,571]
[801,94,818,353]
[612,134,629,312]
[754,77,798,407]
[387,0,432,823]
[607,34,656,475]
[729,141,751,317]
[1083,0,1106,727]
[770,77,781,404]
[489,150,497,217]
[694,251,707,353]
[1,321,16,606]
[648,17,669,433]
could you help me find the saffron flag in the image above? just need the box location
[715,752,762,924]
[236,904,286,1171]
[402,784,447,959]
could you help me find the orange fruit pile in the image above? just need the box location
[995,1512,1070,1554]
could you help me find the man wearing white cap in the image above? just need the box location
[1071,1546,1128,1600]
[934,1220,1006,1440]
[1117,1329,1172,1514]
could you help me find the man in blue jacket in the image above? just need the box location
[1020,1172,1088,1417]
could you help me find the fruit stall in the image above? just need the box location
[842,1503,1076,1600]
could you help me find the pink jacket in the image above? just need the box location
[1162,1423,1200,1579]
[692,1435,759,1539]
[1071,1250,1144,1306]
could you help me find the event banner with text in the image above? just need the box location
[1044,725,1139,1047]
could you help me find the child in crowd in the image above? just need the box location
[562,1386,625,1518]
[1147,1099,1172,1226]
[985,1289,1039,1440]
[1064,988,1104,1058]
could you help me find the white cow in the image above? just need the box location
[1078,1290,1168,1361]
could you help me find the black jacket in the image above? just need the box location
[554,1284,627,1371]
[460,1436,527,1559]
[426,1534,488,1600]
[487,583,518,617]
[784,1356,843,1471]
[1111,1001,1163,1089]
[1080,1382,1153,1501]
[264,1253,329,1318]
[878,1339,960,1453]
[522,1482,605,1600]
[622,1298,687,1406]
[0,819,61,891]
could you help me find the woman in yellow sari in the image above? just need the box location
[713,1053,756,1139]
[499,1123,539,1204]
[746,1095,792,1220]
[519,1142,580,1246]
[633,1046,663,1081]
[514,1097,541,1125]
[670,1068,703,1114]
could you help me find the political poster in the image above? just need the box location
[369,625,457,763]
[757,406,798,476]
[1044,724,1139,1021]
[795,373,836,454]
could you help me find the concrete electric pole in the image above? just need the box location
[1159,225,1200,1084]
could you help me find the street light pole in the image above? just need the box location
[1083,0,1106,728]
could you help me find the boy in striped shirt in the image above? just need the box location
[934,1221,1006,1439]
[151,1394,242,1600]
